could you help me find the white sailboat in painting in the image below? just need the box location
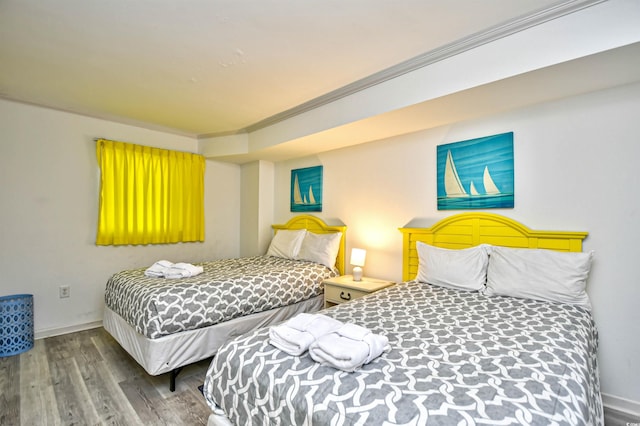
[469,181,480,196]
[444,151,502,197]
[293,174,304,204]
[483,166,501,195]
[444,150,468,198]
[293,174,320,207]
[308,186,316,204]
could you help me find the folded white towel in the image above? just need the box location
[144,260,203,279]
[336,322,372,341]
[144,260,174,277]
[269,313,343,356]
[164,262,204,279]
[309,323,390,372]
[286,312,318,332]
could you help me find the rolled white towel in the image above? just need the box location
[309,323,390,372]
[269,313,343,356]
[164,262,204,279]
[144,260,174,277]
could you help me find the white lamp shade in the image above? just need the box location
[350,248,366,267]
[350,248,366,281]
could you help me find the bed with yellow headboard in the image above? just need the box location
[202,212,602,426]
[103,214,346,391]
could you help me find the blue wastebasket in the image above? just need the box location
[0,294,34,357]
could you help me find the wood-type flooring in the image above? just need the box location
[0,327,212,425]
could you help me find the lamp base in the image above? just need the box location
[352,266,363,281]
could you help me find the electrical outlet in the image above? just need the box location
[59,285,70,298]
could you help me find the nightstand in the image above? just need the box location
[323,275,394,308]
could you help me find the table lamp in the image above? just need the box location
[350,248,366,281]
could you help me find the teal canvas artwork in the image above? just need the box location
[291,166,323,212]
[437,132,514,210]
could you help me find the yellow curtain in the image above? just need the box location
[96,139,205,245]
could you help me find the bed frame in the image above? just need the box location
[103,214,346,391]
[399,212,588,281]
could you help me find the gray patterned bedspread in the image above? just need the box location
[104,256,336,339]
[204,281,603,425]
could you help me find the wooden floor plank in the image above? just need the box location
[76,343,141,425]
[92,328,147,384]
[76,328,105,364]
[165,388,211,426]
[119,375,181,425]
[179,373,214,423]
[20,338,61,426]
[48,356,101,425]
[0,352,20,425]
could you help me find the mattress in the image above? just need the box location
[203,281,603,425]
[102,295,324,376]
[104,255,336,339]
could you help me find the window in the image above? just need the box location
[96,139,205,245]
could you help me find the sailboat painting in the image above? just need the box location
[291,166,323,212]
[437,132,514,210]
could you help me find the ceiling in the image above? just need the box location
[1,1,637,163]
[0,1,574,133]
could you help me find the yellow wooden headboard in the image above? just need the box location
[399,212,588,282]
[272,215,347,275]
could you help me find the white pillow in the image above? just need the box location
[484,246,593,308]
[297,232,343,269]
[416,242,489,291]
[266,229,307,259]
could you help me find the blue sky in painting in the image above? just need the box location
[437,132,514,197]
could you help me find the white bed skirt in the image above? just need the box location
[207,411,233,426]
[103,295,323,376]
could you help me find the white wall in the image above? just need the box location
[274,82,640,409]
[239,161,274,257]
[0,99,241,337]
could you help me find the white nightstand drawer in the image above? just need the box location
[324,284,368,304]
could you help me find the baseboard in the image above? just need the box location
[35,320,103,340]
[603,393,640,425]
